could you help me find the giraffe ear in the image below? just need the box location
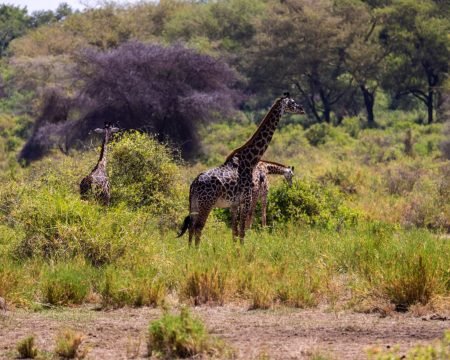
[94,128,105,134]
[111,127,120,133]
[291,166,295,171]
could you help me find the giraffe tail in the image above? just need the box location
[177,215,191,238]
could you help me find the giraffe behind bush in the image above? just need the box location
[80,122,119,205]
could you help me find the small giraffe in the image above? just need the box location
[246,161,294,228]
[177,160,292,246]
[80,122,119,205]
[225,93,304,242]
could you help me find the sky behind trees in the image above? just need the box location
[4,0,151,12]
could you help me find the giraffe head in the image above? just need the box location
[281,92,305,115]
[94,122,120,134]
[283,166,295,186]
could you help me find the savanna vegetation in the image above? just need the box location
[0,0,449,351]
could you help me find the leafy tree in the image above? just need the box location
[247,0,357,123]
[0,4,29,57]
[340,0,387,127]
[55,2,73,20]
[29,10,57,28]
[164,0,266,60]
[378,0,450,124]
[19,42,242,162]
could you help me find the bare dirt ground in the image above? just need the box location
[0,304,449,359]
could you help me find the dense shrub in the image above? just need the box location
[384,163,423,195]
[100,266,165,308]
[40,261,92,305]
[9,184,142,265]
[54,329,85,359]
[304,123,332,146]
[441,121,450,159]
[109,131,185,223]
[147,308,231,358]
[16,336,38,359]
[318,166,360,195]
[267,179,359,228]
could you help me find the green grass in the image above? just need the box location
[147,307,232,358]
[0,121,448,313]
[16,335,38,359]
[54,329,85,359]
[367,330,450,360]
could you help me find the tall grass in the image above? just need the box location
[0,126,448,312]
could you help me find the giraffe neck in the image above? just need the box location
[226,98,284,166]
[263,162,289,175]
[95,131,110,170]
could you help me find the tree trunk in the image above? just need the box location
[427,90,433,124]
[319,88,331,123]
[360,85,376,128]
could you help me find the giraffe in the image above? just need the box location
[177,158,291,246]
[178,94,304,245]
[246,161,294,229]
[80,122,119,205]
[225,92,304,242]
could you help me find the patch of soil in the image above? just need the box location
[0,305,449,359]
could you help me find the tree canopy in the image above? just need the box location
[18,42,242,162]
[1,0,449,162]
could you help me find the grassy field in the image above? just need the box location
[1,115,449,315]
[0,111,449,359]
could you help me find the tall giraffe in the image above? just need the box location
[226,93,304,242]
[177,159,291,246]
[80,122,119,205]
[177,94,304,245]
[247,161,294,228]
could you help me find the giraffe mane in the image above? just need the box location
[258,159,290,168]
[225,97,284,163]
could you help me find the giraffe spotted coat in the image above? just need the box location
[80,123,118,205]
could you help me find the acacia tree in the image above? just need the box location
[0,5,29,57]
[247,0,357,123]
[19,42,242,162]
[338,0,387,127]
[378,0,449,124]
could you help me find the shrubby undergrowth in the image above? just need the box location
[0,114,449,313]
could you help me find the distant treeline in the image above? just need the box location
[0,0,448,160]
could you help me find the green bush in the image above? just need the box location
[267,179,359,228]
[40,261,92,305]
[12,187,140,265]
[16,336,38,359]
[401,166,450,231]
[109,131,185,227]
[341,116,364,138]
[305,123,332,146]
[147,307,230,358]
[100,267,166,308]
[54,329,85,359]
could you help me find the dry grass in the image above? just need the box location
[16,335,38,359]
[54,329,86,359]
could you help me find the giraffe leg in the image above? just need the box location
[261,189,268,227]
[231,203,239,241]
[194,207,212,247]
[246,188,259,229]
[188,215,195,247]
[238,190,252,243]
